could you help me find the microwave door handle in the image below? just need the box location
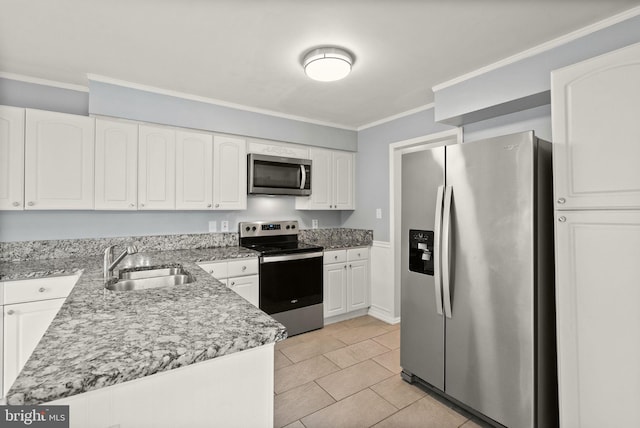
[300,165,306,190]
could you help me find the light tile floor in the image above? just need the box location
[274,315,484,428]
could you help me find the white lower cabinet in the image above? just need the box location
[323,248,369,318]
[1,275,79,397]
[198,258,259,307]
[4,298,66,395]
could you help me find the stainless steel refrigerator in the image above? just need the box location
[400,131,558,428]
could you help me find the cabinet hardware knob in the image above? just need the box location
[215,203,220,208]
[242,266,246,271]
[7,309,14,315]
[140,203,145,207]
[349,264,352,268]
[39,287,46,293]
[344,265,347,269]
[129,203,135,208]
[27,201,34,206]
[207,204,212,208]
[12,201,20,207]
[557,198,566,204]
[558,216,567,223]
[334,255,338,260]
[357,253,361,257]
[209,270,214,274]
[231,281,235,286]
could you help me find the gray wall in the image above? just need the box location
[89,81,357,151]
[434,14,640,125]
[0,197,341,242]
[0,78,89,115]
[341,108,454,242]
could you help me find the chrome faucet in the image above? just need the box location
[104,245,138,281]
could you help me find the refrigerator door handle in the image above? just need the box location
[433,185,445,315]
[442,185,453,318]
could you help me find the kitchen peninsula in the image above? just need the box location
[0,228,372,427]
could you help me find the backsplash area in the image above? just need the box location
[0,229,373,262]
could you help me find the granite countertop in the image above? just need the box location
[0,247,287,405]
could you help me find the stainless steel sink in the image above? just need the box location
[119,267,187,280]
[105,266,195,291]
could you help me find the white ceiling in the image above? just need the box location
[1,0,639,129]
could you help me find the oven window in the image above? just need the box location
[260,255,323,314]
[254,160,301,189]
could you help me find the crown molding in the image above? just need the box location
[0,72,89,92]
[432,5,640,92]
[87,74,357,131]
[357,103,435,131]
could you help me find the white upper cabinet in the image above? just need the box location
[333,150,355,209]
[176,130,213,210]
[24,109,95,210]
[95,119,138,210]
[0,106,25,210]
[213,136,246,210]
[296,148,355,210]
[552,42,640,210]
[138,125,176,210]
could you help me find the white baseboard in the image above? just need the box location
[324,308,370,325]
[368,305,401,324]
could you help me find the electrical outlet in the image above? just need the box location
[208,221,217,232]
[376,208,382,219]
[312,219,319,229]
[221,221,229,232]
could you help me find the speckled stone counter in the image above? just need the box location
[0,246,287,405]
[300,228,373,249]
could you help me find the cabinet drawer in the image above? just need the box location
[347,247,369,261]
[4,275,79,305]
[324,250,347,264]
[227,259,259,277]
[198,261,228,279]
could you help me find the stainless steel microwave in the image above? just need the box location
[247,154,312,196]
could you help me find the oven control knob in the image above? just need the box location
[291,225,296,229]
[245,226,250,232]
[252,226,257,231]
[286,225,290,229]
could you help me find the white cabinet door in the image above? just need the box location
[94,119,138,210]
[228,275,258,307]
[176,130,213,210]
[213,136,246,210]
[552,42,640,210]
[307,148,333,210]
[333,151,355,210]
[138,125,175,210]
[347,259,369,311]
[24,109,95,209]
[555,210,640,428]
[324,263,347,317]
[3,298,66,395]
[0,106,25,210]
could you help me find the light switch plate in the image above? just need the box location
[208,221,217,232]
[376,208,382,219]
[312,219,319,229]
[221,221,229,232]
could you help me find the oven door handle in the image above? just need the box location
[261,251,324,263]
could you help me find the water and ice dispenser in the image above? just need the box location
[408,229,434,275]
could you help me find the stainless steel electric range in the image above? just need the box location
[239,220,324,336]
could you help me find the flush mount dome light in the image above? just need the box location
[303,47,353,82]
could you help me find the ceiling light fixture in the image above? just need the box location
[302,47,353,82]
